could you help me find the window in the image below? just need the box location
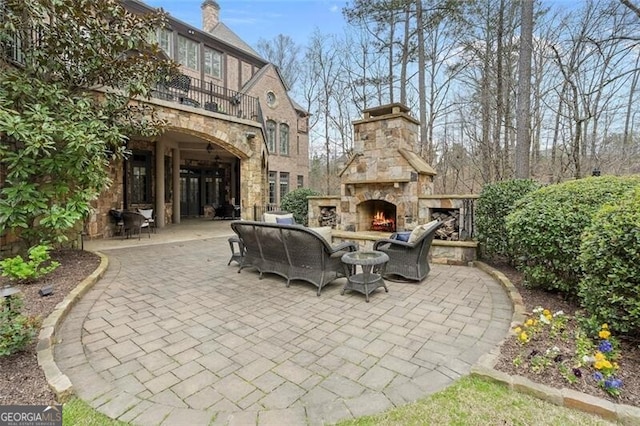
[177,35,199,70]
[157,28,173,56]
[131,152,151,203]
[297,175,304,189]
[266,120,276,153]
[279,123,289,156]
[268,171,277,204]
[3,30,24,64]
[279,172,289,200]
[204,47,222,78]
[266,91,276,107]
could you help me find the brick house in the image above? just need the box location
[89,0,309,238]
[1,0,310,244]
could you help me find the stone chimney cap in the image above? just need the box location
[201,0,220,9]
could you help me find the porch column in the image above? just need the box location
[155,139,165,229]
[172,148,181,224]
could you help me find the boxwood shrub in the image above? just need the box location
[475,179,541,262]
[505,175,640,298]
[280,188,320,226]
[578,187,640,335]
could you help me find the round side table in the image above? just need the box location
[341,251,389,302]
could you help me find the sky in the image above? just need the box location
[144,0,349,49]
[143,1,581,52]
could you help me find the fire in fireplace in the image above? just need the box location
[371,211,395,232]
[357,200,397,232]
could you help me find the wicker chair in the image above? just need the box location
[137,208,156,233]
[372,220,443,282]
[121,211,150,240]
[231,220,357,295]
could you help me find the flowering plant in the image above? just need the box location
[510,307,624,398]
[583,324,623,397]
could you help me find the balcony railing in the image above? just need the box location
[151,74,262,123]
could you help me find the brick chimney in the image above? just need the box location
[202,0,220,33]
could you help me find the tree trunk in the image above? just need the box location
[515,0,534,178]
[416,0,429,160]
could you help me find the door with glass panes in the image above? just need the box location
[180,168,224,217]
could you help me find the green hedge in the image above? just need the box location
[506,175,640,298]
[578,187,640,335]
[475,179,541,262]
[280,188,320,226]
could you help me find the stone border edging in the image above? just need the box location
[36,251,109,402]
[472,261,640,425]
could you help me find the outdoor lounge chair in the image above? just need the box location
[372,220,443,282]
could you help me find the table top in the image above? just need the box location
[341,250,389,265]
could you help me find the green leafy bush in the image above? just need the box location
[0,244,60,283]
[475,179,541,261]
[506,175,640,298]
[280,188,320,226]
[0,295,41,356]
[578,187,640,335]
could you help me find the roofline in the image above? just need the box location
[123,0,267,65]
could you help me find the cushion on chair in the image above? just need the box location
[308,226,332,244]
[407,220,439,244]
[276,216,295,225]
[137,209,154,221]
[264,212,294,223]
[394,232,411,242]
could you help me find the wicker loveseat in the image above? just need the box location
[230,221,357,295]
[372,220,443,282]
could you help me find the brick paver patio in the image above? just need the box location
[55,221,513,425]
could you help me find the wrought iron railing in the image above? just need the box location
[151,74,262,123]
[252,204,282,220]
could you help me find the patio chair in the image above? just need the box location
[121,211,150,240]
[109,209,124,236]
[372,220,443,282]
[214,203,236,220]
[137,208,156,233]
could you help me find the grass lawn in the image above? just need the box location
[62,376,613,425]
[337,376,614,426]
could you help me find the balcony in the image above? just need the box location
[151,74,262,123]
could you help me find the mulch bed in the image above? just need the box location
[490,262,640,408]
[1,251,638,410]
[1,250,100,405]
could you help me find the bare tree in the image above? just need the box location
[303,30,340,194]
[256,34,301,90]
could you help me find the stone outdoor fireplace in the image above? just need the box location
[307,103,479,263]
[338,104,436,232]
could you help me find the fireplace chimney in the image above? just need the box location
[202,0,220,33]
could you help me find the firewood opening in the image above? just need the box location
[430,208,460,240]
